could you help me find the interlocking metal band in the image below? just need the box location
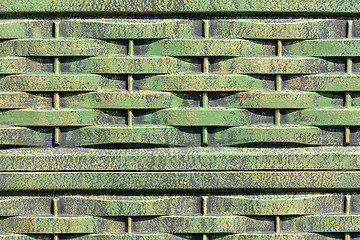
[0,1,359,238]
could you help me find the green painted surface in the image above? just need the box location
[135,216,273,233]
[0,147,359,171]
[69,57,192,74]
[60,20,195,39]
[0,126,52,147]
[146,39,275,57]
[0,57,51,74]
[209,194,343,215]
[0,197,52,216]
[1,0,360,14]
[67,234,186,240]
[0,20,52,39]
[0,74,124,92]
[285,108,360,126]
[209,91,338,109]
[212,19,346,39]
[61,91,183,109]
[215,233,336,240]
[0,1,359,238]
[0,92,51,109]
[212,57,340,74]
[284,39,360,57]
[212,125,343,146]
[60,196,200,216]
[0,39,126,57]
[0,216,122,234]
[140,74,272,92]
[284,74,360,91]
[143,108,273,126]
[282,215,360,232]
[0,109,123,126]
[3,171,360,190]
[62,125,200,147]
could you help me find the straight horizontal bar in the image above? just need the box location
[3,171,360,190]
[1,0,360,15]
[1,147,359,171]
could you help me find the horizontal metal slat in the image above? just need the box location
[61,91,183,109]
[0,147,359,171]
[1,0,360,14]
[0,126,52,147]
[214,233,333,240]
[285,108,360,126]
[3,171,360,190]
[212,125,343,146]
[0,92,51,109]
[0,74,124,92]
[0,38,126,57]
[282,214,360,232]
[61,125,200,147]
[68,56,193,74]
[144,39,275,57]
[0,216,123,234]
[63,234,185,240]
[0,197,51,216]
[60,196,200,216]
[284,39,360,57]
[142,108,273,126]
[209,91,338,109]
[0,109,124,126]
[209,194,343,215]
[284,74,360,92]
[0,20,52,39]
[139,74,273,92]
[211,19,346,39]
[212,57,340,74]
[0,57,52,74]
[134,215,274,233]
[60,19,196,39]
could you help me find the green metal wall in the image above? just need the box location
[0,1,360,239]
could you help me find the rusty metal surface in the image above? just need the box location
[0,1,360,239]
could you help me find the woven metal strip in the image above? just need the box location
[0,1,359,239]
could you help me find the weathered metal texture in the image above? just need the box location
[1,0,360,239]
